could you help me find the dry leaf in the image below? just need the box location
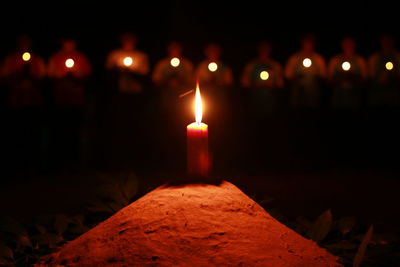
[308,209,332,243]
[353,225,373,267]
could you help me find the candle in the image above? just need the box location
[342,61,351,71]
[187,84,210,177]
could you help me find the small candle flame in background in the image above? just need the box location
[65,58,75,68]
[342,61,351,71]
[260,70,269,80]
[385,61,394,71]
[22,52,31,62]
[170,57,180,67]
[195,84,203,124]
[208,62,218,72]
[123,56,133,67]
[302,58,312,68]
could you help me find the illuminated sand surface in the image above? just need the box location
[38,182,342,267]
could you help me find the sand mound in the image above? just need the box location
[38,181,342,267]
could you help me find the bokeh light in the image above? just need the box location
[342,61,351,71]
[22,52,31,62]
[302,58,312,68]
[260,70,269,80]
[65,58,75,68]
[385,61,394,70]
[208,62,218,72]
[123,56,133,67]
[170,57,180,67]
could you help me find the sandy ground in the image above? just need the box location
[36,182,341,267]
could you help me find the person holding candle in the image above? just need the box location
[48,39,91,80]
[196,44,233,91]
[152,42,195,167]
[241,41,284,115]
[106,33,149,94]
[368,35,400,107]
[1,35,46,171]
[152,42,194,111]
[103,33,150,168]
[328,37,368,110]
[285,34,327,109]
[1,35,46,109]
[47,38,92,169]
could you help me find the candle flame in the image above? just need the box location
[386,61,394,70]
[22,52,31,62]
[208,62,218,72]
[170,57,180,67]
[303,58,312,68]
[260,70,269,80]
[65,58,75,68]
[123,56,133,67]
[342,61,351,71]
[195,83,202,124]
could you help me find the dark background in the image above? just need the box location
[0,2,400,263]
[1,0,398,68]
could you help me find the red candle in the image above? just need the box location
[187,84,210,176]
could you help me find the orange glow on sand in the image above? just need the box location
[65,58,75,68]
[22,52,31,62]
[302,58,312,68]
[342,61,351,71]
[43,181,341,267]
[170,57,180,67]
[208,62,218,72]
[386,61,394,70]
[123,56,133,67]
[260,70,269,80]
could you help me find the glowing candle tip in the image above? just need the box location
[195,84,202,124]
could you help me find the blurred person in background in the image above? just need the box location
[241,41,287,167]
[153,41,194,112]
[152,42,194,169]
[196,43,233,89]
[328,37,368,110]
[368,35,400,107]
[241,41,284,115]
[104,33,150,169]
[106,32,149,95]
[285,34,327,167]
[327,37,368,163]
[285,34,327,109]
[47,38,92,169]
[1,35,46,171]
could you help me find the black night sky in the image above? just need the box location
[2,0,398,62]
